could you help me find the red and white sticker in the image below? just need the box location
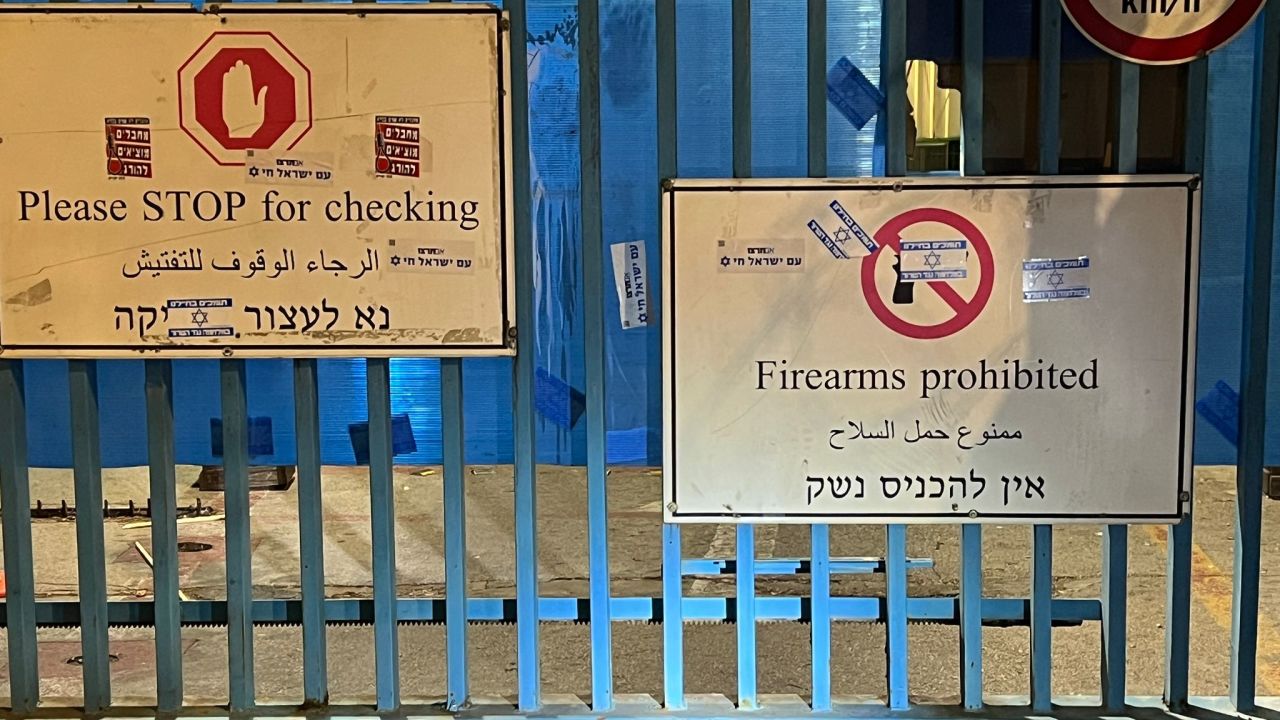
[105,117,152,178]
[1061,0,1266,65]
[375,115,425,178]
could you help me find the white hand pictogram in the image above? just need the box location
[223,60,267,139]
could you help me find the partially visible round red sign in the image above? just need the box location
[1062,0,1266,65]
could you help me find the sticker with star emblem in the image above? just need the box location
[716,237,805,273]
[806,199,878,259]
[899,240,968,280]
[165,298,235,338]
[1022,257,1090,302]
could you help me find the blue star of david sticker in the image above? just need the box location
[191,309,209,327]
[833,227,852,244]
[923,250,942,269]
[1048,270,1065,288]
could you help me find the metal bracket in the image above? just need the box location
[1264,466,1280,500]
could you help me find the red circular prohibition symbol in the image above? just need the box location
[1061,0,1266,64]
[860,208,994,340]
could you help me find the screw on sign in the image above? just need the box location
[178,32,313,165]
[860,208,994,340]
[1061,0,1266,65]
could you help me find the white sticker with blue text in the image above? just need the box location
[1022,257,1091,302]
[899,240,968,280]
[717,237,805,273]
[806,199,878,260]
[611,240,649,329]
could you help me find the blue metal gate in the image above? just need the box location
[1,0,1279,716]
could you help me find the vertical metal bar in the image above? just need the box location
[579,0,614,710]
[810,525,831,711]
[1100,55,1138,714]
[1032,5,1060,708]
[881,0,907,177]
[1101,525,1128,710]
[1182,60,1208,177]
[661,525,684,708]
[961,0,983,177]
[1232,7,1279,712]
[1164,56,1206,712]
[732,0,751,180]
[655,0,676,248]
[1117,61,1140,174]
[367,357,400,711]
[958,3,984,708]
[441,358,469,710]
[657,0,682,710]
[0,360,38,712]
[880,0,908,708]
[886,524,909,709]
[507,0,541,708]
[220,358,255,711]
[292,358,327,706]
[145,360,182,712]
[1031,525,1053,711]
[959,525,983,710]
[736,524,757,709]
[807,0,827,179]
[69,360,110,712]
[731,0,756,709]
[807,3,830,710]
[1037,0,1061,175]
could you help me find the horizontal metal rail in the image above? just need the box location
[0,596,1101,626]
[681,556,932,575]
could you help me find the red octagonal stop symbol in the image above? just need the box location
[179,32,312,166]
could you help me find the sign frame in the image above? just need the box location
[662,175,1200,525]
[0,3,515,359]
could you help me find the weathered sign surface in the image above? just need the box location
[663,176,1199,523]
[0,5,512,357]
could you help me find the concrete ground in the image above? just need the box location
[1,464,1279,708]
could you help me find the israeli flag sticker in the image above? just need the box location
[1022,257,1091,302]
[899,240,968,280]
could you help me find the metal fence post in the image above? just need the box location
[69,360,111,712]
[731,0,757,709]
[880,0,909,709]
[656,0,683,710]
[293,358,328,706]
[959,1,985,709]
[1231,6,1279,712]
[0,360,37,712]
[1165,55,1208,711]
[1031,1,1061,711]
[367,358,400,711]
[578,0,614,710]
[506,0,542,709]
[441,357,469,710]
[220,358,255,711]
[145,359,183,711]
[807,9,830,710]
